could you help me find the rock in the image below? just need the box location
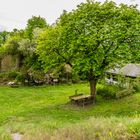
[12,133,22,140]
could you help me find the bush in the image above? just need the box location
[7,71,19,79]
[97,85,119,99]
[133,84,140,92]
[0,71,20,84]
[116,88,135,99]
[97,85,134,99]
[132,79,140,92]
[0,73,8,84]
[16,70,46,86]
[0,73,7,79]
[16,73,26,84]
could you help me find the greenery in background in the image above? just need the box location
[0,16,49,85]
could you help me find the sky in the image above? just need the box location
[0,0,139,31]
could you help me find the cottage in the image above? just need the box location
[106,64,140,86]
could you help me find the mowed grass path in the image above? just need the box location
[0,83,140,139]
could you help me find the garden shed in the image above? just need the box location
[106,64,140,85]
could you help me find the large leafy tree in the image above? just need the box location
[23,16,48,70]
[38,1,140,101]
[21,27,46,70]
[26,16,48,40]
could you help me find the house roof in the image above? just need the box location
[107,64,140,78]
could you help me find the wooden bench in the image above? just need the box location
[69,93,83,99]
[70,94,94,106]
[69,94,83,104]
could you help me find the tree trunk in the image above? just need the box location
[90,79,97,101]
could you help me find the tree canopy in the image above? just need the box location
[37,1,140,100]
[0,1,139,97]
[26,16,48,40]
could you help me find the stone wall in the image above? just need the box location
[1,55,17,72]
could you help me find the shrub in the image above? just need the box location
[97,85,120,99]
[133,84,140,92]
[0,73,7,79]
[116,88,135,99]
[16,70,46,86]
[0,71,20,84]
[97,85,134,99]
[7,71,19,79]
[16,73,26,84]
[131,79,140,92]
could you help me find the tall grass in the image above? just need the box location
[22,117,140,140]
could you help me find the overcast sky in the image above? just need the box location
[0,0,139,31]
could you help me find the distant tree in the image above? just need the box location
[26,16,48,40]
[10,28,25,38]
[3,35,24,70]
[3,23,46,71]
[37,1,140,101]
[0,31,9,47]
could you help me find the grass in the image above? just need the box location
[0,83,140,139]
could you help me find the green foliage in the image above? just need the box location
[131,78,140,92]
[18,39,34,56]
[2,26,44,73]
[0,72,7,79]
[3,29,25,56]
[0,31,9,47]
[26,16,47,40]
[128,121,140,139]
[37,1,140,97]
[37,26,63,72]
[27,68,45,84]
[116,88,135,99]
[15,73,26,84]
[0,46,6,59]
[7,71,19,79]
[97,85,120,99]
[15,69,45,85]
[97,84,135,99]
[133,84,140,92]
[4,36,21,55]
[0,71,20,84]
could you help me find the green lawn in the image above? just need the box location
[0,83,140,139]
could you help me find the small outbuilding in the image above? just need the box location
[106,64,140,85]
